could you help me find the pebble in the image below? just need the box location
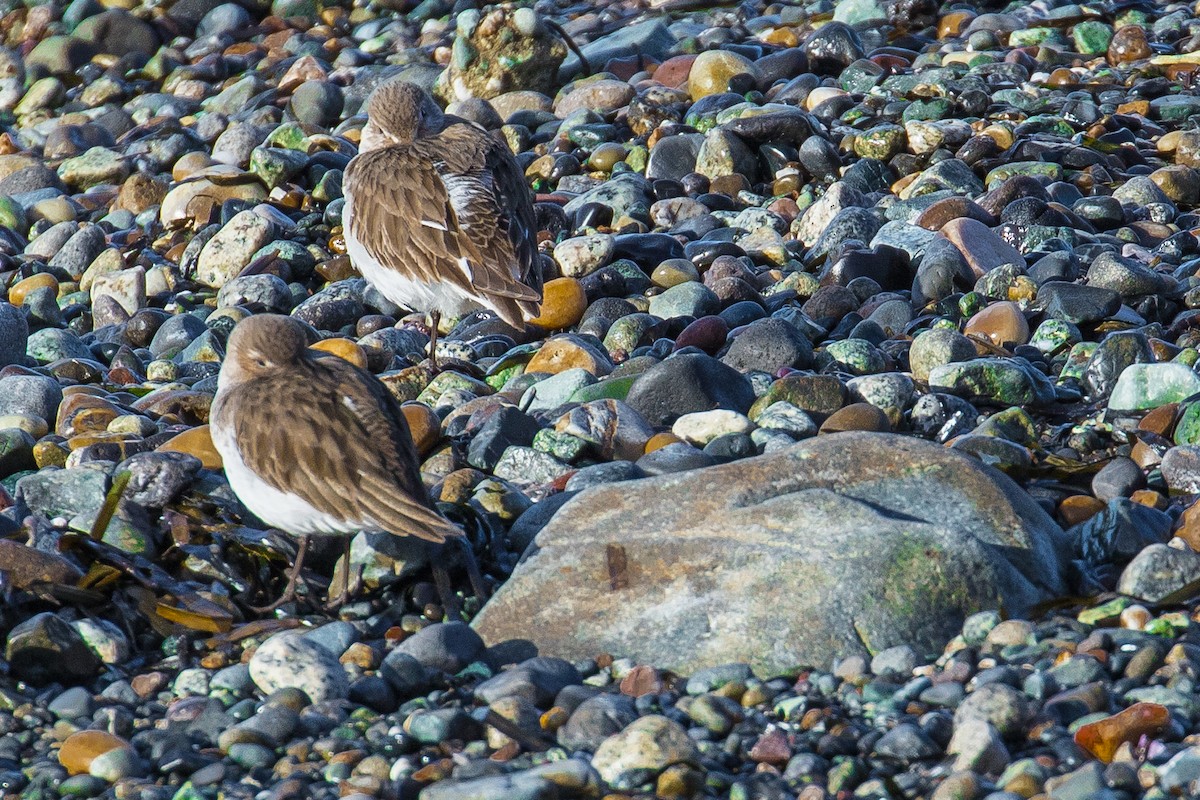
[247,631,350,703]
[0,2,1199,799]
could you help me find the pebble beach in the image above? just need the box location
[6,0,1200,798]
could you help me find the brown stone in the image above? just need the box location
[1129,489,1167,510]
[941,218,1025,277]
[688,50,761,101]
[963,302,1030,348]
[653,55,697,89]
[1058,495,1105,527]
[1130,439,1163,470]
[56,394,124,438]
[1108,25,1152,65]
[525,335,613,376]
[0,540,82,589]
[619,665,664,697]
[157,425,223,469]
[59,730,133,776]
[171,151,217,182]
[401,402,441,457]
[1045,68,1077,88]
[1074,702,1169,763]
[645,432,682,453]
[938,11,974,39]
[529,277,587,331]
[1139,403,1178,437]
[914,197,996,231]
[1175,500,1200,551]
[7,273,59,306]
[1150,165,1200,205]
[132,390,212,424]
[115,173,168,214]
[160,173,268,228]
[819,403,889,434]
[130,671,167,697]
[748,728,791,765]
[309,338,368,369]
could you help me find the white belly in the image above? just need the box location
[211,416,363,537]
[343,191,482,319]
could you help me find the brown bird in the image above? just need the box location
[342,80,542,361]
[210,313,472,612]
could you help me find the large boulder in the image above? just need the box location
[473,432,1070,675]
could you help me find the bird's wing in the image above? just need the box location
[344,147,479,298]
[229,356,460,543]
[419,127,542,304]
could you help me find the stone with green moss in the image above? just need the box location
[1073,20,1113,54]
[473,433,1069,674]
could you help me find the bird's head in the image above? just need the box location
[219,314,309,390]
[360,81,445,151]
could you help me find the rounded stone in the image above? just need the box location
[248,631,350,703]
[529,278,587,330]
[687,50,761,101]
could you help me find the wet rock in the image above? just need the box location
[626,353,756,426]
[474,433,1069,673]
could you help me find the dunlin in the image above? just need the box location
[342,81,542,361]
[211,313,470,611]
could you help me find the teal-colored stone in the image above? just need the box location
[1058,342,1097,381]
[827,758,867,794]
[1150,94,1200,122]
[264,122,309,151]
[973,406,1038,447]
[1108,363,1200,412]
[486,363,524,391]
[416,371,494,407]
[570,375,635,403]
[1030,319,1080,356]
[901,98,951,122]
[1073,20,1113,54]
[1020,114,1076,137]
[992,89,1047,113]
[532,428,589,462]
[1175,401,1200,445]
[958,292,986,318]
[1009,27,1056,46]
[928,357,1056,406]
[985,161,1063,187]
[249,146,307,189]
[824,338,886,376]
[175,330,224,364]
[854,123,906,161]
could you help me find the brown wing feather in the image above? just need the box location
[345,143,540,320]
[344,149,478,298]
[229,355,460,543]
[481,129,543,306]
[418,126,542,304]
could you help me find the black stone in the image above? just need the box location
[626,353,755,425]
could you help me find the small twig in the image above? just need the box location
[544,18,591,79]
[477,709,555,751]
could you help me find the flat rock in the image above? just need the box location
[473,432,1070,674]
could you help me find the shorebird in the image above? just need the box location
[210,313,474,613]
[342,80,542,363]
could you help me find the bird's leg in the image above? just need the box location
[429,541,462,621]
[249,535,311,614]
[427,310,441,371]
[323,537,354,613]
[460,537,489,602]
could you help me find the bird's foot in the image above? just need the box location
[246,535,312,614]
